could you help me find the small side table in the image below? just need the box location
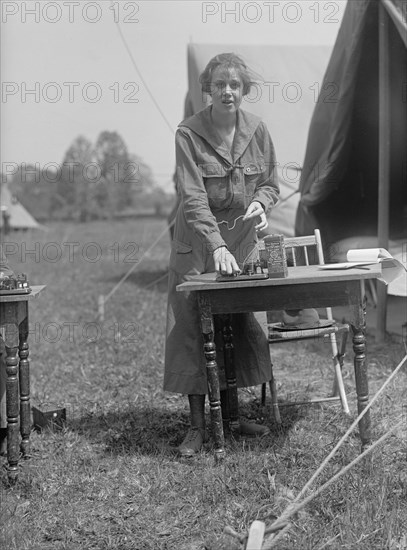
[0,285,46,482]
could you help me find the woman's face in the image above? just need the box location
[210,66,244,116]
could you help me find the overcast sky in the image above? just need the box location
[1,0,347,191]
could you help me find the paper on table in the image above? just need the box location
[347,248,392,262]
[320,248,406,286]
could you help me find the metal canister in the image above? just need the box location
[263,234,288,278]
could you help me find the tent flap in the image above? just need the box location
[296,0,407,245]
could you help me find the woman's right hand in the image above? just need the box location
[213,246,241,275]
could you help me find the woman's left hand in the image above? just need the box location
[242,201,268,232]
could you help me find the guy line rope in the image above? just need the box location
[224,353,407,549]
[98,219,175,321]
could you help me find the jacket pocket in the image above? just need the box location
[169,238,194,275]
[243,159,266,207]
[200,163,233,210]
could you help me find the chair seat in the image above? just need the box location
[268,322,349,342]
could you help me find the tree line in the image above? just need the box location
[4,131,170,222]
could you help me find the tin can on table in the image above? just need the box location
[263,234,288,278]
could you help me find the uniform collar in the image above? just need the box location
[179,106,261,165]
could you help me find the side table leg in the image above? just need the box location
[19,314,31,457]
[222,315,239,433]
[199,295,225,461]
[5,338,20,483]
[351,295,371,450]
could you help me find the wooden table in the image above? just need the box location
[177,265,382,460]
[0,286,46,482]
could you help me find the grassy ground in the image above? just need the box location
[1,219,406,550]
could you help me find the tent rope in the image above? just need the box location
[143,270,169,290]
[279,353,407,509]
[276,188,299,205]
[226,353,407,549]
[261,419,403,549]
[103,219,174,305]
[110,0,175,137]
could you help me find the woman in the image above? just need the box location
[164,53,280,457]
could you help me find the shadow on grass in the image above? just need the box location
[103,269,169,293]
[68,401,306,459]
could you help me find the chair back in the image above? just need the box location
[284,229,325,267]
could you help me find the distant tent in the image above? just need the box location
[296,0,407,247]
[0,185,40,230]
[183,43,333,237]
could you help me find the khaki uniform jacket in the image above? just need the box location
[164,106,279,395]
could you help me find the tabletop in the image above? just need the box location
[177,264,383,292]
[0,285,46,303]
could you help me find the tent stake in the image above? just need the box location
[98,295,105,322]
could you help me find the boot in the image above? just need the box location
[239,421,270,437]
[220,390,270,437]
[178,394,206,457]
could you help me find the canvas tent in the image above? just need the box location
[295,0,407,336]
[183,43,332,237]
[0,185,40,230]
[296,0,406,249]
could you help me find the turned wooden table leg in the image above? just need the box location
[4,322,20,483]
[198,294,225,461]
[222,315,239,433]
[19,312,31,457]
[351,292,371,451]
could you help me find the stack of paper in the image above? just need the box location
[320,248,406,287]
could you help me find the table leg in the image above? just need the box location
[5,331,20,483]
[19,313,30,457]
[222,315,239,433]
[351,292,371,450]
[198,295,225,461]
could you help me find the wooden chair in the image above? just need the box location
[261,229,350,423]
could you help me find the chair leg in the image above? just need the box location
[261,383,267,406]
[220,389,230,425]
[330,332,350,414]
[261,368,281,423]
[368,280,377,307]
[269,368,281,425]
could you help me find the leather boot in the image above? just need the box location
[220,390,270,437]
[178,394,206,457]
[239,421,270,437]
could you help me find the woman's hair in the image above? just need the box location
[199,53,257,96]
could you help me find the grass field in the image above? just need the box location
[1,219,406,550]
